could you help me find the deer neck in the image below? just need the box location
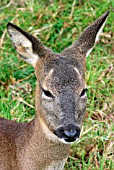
[17,113,70,169]
[30,113,70,153]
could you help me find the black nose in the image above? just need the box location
[54,124,80,143]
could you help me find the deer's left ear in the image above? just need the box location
[62,11,109,57]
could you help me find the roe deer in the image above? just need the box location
[0,11,109,170]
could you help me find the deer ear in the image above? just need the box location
[7,23,53,66]
[62,11,109,57]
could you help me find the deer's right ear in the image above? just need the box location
[7,23,52,66]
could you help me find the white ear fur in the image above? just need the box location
[8,24,38,65]
[95,18,108,43]
[86,17,108,57]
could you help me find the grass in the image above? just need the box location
[0,0,114,169]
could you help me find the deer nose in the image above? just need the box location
[54,124,81,143]
[64,128,77,138]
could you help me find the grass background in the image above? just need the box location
[0,0,114,169]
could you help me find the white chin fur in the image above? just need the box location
[59,138,79,144]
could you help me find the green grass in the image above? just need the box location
[0,0,114,169]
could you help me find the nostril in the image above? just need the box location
[54,127,64,139]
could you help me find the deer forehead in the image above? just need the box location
[41,58,85,93]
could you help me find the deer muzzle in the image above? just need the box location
[54,124,81,143]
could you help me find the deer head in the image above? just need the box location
[7,11,109,144]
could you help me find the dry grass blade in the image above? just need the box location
[82,124,98,136]
[0,29,7,48]
[12,95,35,109]
[0,1,12,11]
[98,64,113,80]
[33,24,53,36]
[17,73,34,83]
[69,0,76,19]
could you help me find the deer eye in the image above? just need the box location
[80,88,88,98]
[42,88,53,99]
